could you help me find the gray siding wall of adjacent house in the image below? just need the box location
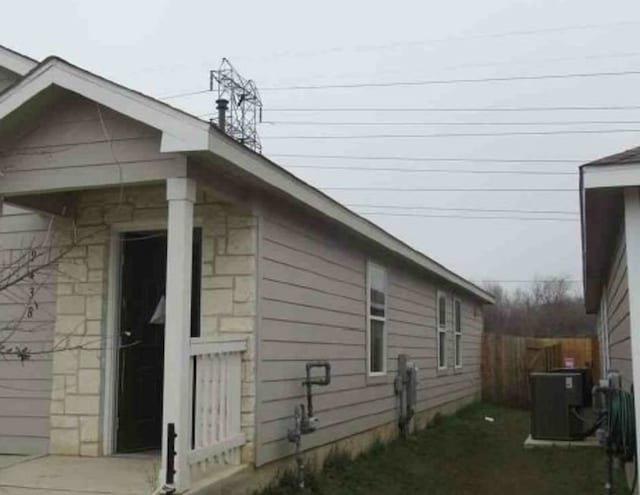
[254,206,484,466]
[0,204,56,454]
[601,229,632,390]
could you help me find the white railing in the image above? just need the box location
[188,335,247,469]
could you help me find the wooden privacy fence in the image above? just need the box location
[481,334,599,408]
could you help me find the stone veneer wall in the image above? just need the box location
[48,185,257,462]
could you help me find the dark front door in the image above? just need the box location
[117,231,167,452]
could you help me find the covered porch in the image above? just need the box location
[2,178,257,492]
[0,59,260,493]
[3,179,256,493]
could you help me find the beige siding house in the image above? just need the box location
[581,147,640,487]
[0,45,493,493]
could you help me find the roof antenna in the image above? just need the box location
[210,58,263,153]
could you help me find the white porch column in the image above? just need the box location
[623,186,640,488]
[161,177,196,492]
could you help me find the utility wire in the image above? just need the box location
[252,19,640,59]
[169,70,640,100]
[322,186,577,192]
[343,204,579,215]
[476,279,582,283]
[160,89,210,100]
[356,211,579,222]
[268,153,583,163]
[264,105,640,113]
[262,128,640,140]
[262,119,640,127]
[285,164,576,175]
[259,69,640,91]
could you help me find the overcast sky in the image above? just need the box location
[5,0,640,292]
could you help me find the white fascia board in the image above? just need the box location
[207,130,495,304]
[0,59,210,152]
[0,47,37,76]
[583,163,640,189]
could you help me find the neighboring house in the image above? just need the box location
[580,146,640,487]
[0,45,494,493]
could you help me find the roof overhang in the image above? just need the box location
[0,45,38,76]
[582,162,640,189]
[0,57,210,152]
[0,56,495,305]
[580,163,632,312]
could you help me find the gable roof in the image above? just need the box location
[0,51,495,305]
[0,45,38,76]
[583,145,640,167]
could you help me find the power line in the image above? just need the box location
[268,153,583,164]
[322,186,577,192]
[285,164,576,176]
[264,105,640,113]
[260,69,640,92]
[343,204,579,215]
[159,89,210,100]
[249,19,640,59]
[477,279,582,283]
[262,128,640,140]
[263,119,640,127]
[357,211,579,222]
[168,70,640,101]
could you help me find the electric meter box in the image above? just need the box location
[530,372,584,441]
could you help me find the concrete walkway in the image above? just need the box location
[0,454,159,495]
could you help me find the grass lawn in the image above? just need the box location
[259,402,627,495]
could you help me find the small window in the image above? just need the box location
[367,262,387,375]
[454,299,462,368]
[437,291,448,370]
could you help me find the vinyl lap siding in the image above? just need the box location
[390,272,482,411]
[0,204,55,454]
[604,230,632,390]
[255,210,483,465]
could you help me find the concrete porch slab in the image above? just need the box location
[0,454,159,494]
[523,434,601,449]
[0,455,32,469]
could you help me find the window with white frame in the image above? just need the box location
[367,262,387,375]
[437,291,448,369]
[454,298,462,368]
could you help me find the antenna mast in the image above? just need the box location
[210,58,263,152]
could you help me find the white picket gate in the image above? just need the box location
[188,336,247,470]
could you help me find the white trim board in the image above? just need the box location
[0,45,37,77]
[583,163,640,189]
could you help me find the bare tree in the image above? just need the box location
[0,216,112,362]
[484,277,596,338]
